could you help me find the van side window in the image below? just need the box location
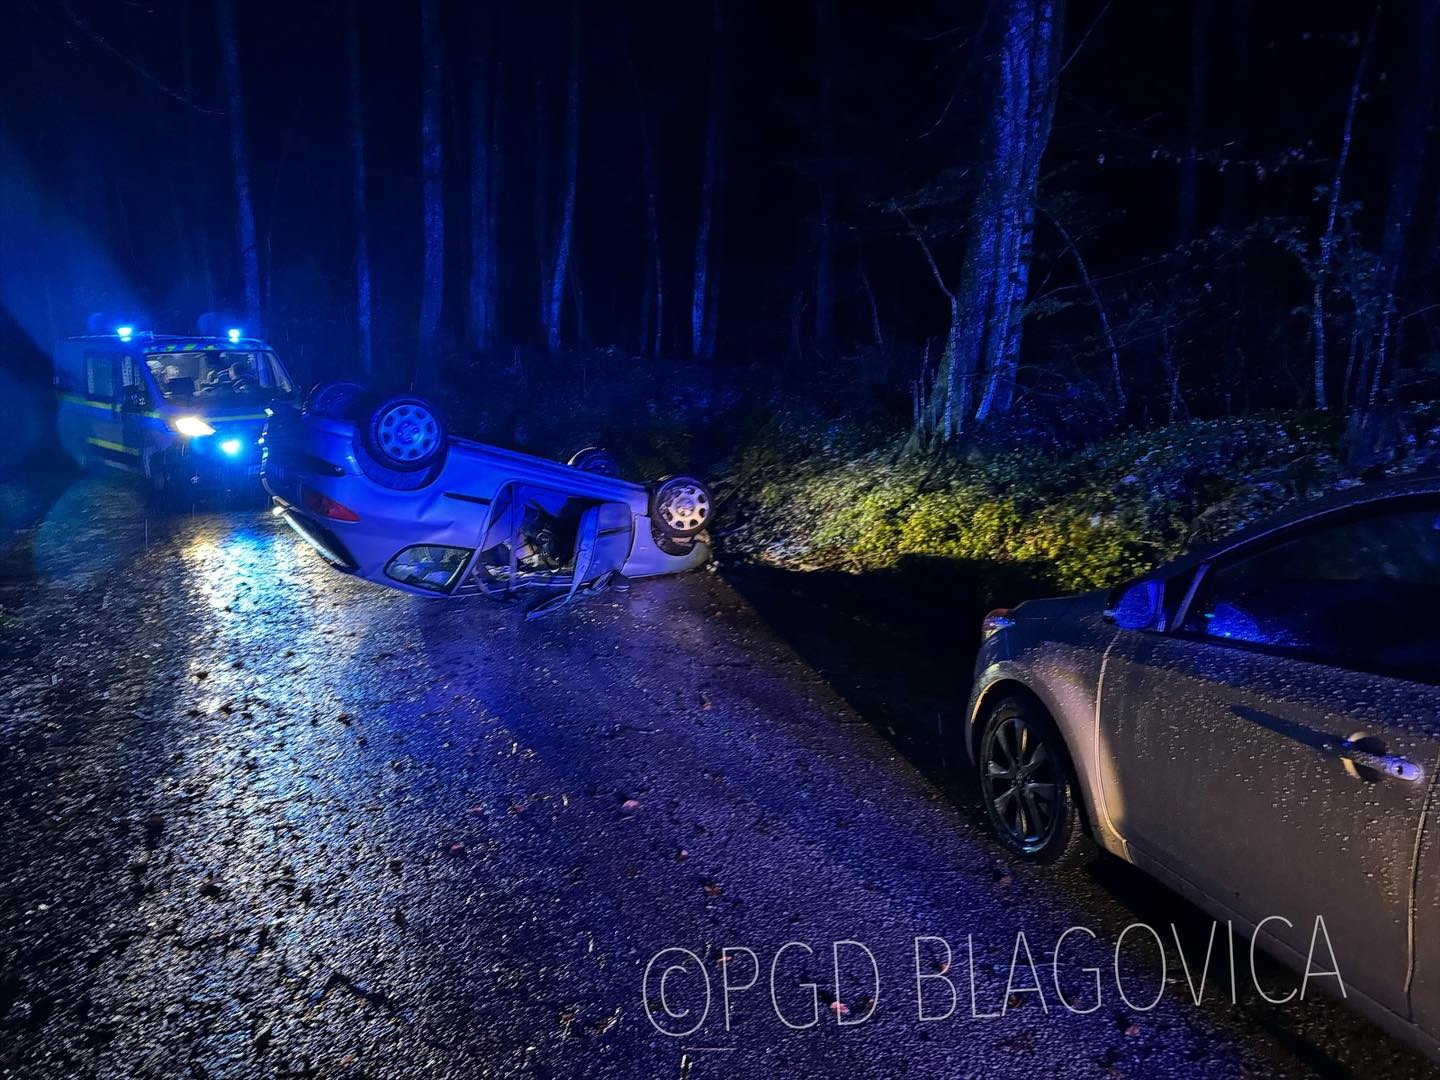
[85,353,117,400]
[1180,502,1440,682]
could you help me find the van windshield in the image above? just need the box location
[146,350,295,401]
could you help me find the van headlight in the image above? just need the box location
[173,416,215,437]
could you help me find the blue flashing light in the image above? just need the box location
[219,437,244,457]
[116,325,134,342]
[227,327,242,344]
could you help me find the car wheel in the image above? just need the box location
[650,475,712,539]
[567,446,623,477]
[362,394,447,471]
[307,380,366,420]
[978,697,1091,866]
[142,449,176,508]
[651,526,696,556]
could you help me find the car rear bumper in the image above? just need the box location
[259,413,491,595]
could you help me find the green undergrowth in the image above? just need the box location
[716,411,1432,594]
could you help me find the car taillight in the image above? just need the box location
[301,485,360,523]
[981,608,1015,637]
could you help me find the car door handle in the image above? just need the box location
[1323,740,1426,784]
[1230,706,1427,783]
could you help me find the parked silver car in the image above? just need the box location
[261,383,712,614]
[966,477,1440,1059]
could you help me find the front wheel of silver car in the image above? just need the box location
[978,698,1091,867]
[650,475,712,538]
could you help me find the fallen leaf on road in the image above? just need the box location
[588,1007,621,1036]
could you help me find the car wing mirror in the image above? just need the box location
[1103,578,1164,631]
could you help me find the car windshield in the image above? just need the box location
[147,349,295,401]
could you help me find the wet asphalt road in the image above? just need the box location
[0,476,1435,1079]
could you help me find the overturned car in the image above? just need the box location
[261,383,712,615]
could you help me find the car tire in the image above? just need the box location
[362,393,446,471]
[567,446,624,477]
[142,449,176,508]
[977,697,1092,867]
[350,393,448,491]
[307,380,367,420]
[649,475,712,539]
[651,525,696,557]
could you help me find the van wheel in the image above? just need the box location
[977,697,1092,867]
[143,450,176,507]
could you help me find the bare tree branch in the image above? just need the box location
[890,200,955,300]
[51,0,224,117]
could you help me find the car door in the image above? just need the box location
[81,348,130,468]
[1098,498,1440,1018]
[117,354,158,463]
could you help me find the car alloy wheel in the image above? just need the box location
[981,709,1063,855]
[651,476,712,538]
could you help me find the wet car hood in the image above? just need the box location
[1012,590,1107,623]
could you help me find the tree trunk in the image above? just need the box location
[639,118,663,357]
[1219,0,1251,227]
[1311,5,1378,411]
[215,0,260,329]
[467,5,499,353]
[1044,207,1124,412]
[812,0,836,358]
[858,252,883,347]
[692,0,728,361]
[346,0,373,376]
[968,0,1064,425]
[417,0,445,387]
[533,72,551,337]
[545,4,580,355]
[1176,0,1209,245]
[180,0,216,310]
[1368,0,1438,404]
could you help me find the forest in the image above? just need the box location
[3,0,1440,589]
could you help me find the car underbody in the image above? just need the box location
[261,386,713,616]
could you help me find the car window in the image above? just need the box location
[1181,502,1440,682]
[85,352,116,400]
[147,350,295,400]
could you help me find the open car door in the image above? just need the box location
[525,505,605,619]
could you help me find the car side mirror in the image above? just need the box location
[1104,578,1164,631]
